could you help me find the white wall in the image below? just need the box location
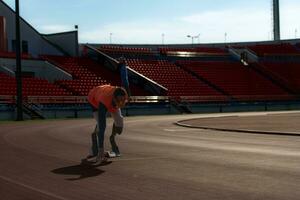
[0,1,64,57]
[44,31,78,57]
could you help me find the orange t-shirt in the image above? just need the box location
[88,85,118,113]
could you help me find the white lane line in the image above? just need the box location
[0,175,69,200]
[163,128,198,132]
[111,156,170,162]
[163,129,178,132]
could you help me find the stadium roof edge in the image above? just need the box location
[80,38,300,47]
[42,30,78,37]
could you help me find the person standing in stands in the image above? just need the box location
[85,85,128,164]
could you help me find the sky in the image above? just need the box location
[2,0,300,44]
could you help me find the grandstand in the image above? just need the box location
[1,0,300,120]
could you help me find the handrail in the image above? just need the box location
[0,95,15,104]
[27,96,88,104]
[27,96,170,104]
[0,95,297,105]
[126,67,168,92]
[178,95,296,102]
[129,96,169,103]
[263,53,300,56]
[163,51,228,57]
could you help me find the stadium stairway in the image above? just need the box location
[176,60,291,101]
[174,61,233,99]
[248,62,298,95]
[225,46,298,99]
[169,98,193,114]
[22,102,45,120]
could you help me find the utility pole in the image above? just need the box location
[15,0,23,121]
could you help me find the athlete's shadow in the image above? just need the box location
[52,161,112,181]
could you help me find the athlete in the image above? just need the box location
[85,85,128,164]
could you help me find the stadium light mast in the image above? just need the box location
[273,0,280,41]
[109,33,113,44]
[15,0,23,121]
[187,34,200,44]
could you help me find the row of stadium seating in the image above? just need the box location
[2,42,300,60]
[98,43,300,57]
[247,43,300,56]
[96,46,157,60]
[0,72,71,96]
[99,45,153,53]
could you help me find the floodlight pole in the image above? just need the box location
[188,35,193,44]
[273,0,280,41]
[187,34,200,45]
[15,0,23,121]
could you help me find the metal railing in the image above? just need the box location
[0,95,15,104]
[0,95,297,105]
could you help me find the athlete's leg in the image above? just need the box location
[110,109,123,156]
[85,111,99,161]
[90,124,98,157]
[94,103,107,162]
